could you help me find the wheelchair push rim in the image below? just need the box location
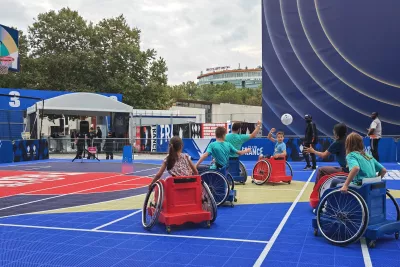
[285,161,293,177]
[252,160,271,185]
[317,189,368,245]
[201,171,230,206]
[201,181,218,223]
[239,161,248,183]
[226,173,235,191]
[142,181,164,230]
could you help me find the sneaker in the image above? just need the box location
[312,166,317,170]
[303,166,311,170]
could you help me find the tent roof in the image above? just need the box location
[27,92,132,116]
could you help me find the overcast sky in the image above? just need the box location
[2,0,261,85]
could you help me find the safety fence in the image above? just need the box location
[44,136,400,163]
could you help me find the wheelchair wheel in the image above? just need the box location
[386,190,400,222]
[252,160,271,185]
[142,181,164,230]
[201,171,230,206]
[226,173,235,190]
[239,161,248,184]
[201,181,218,223]
[317,189,368,246]
[285,161,293,177]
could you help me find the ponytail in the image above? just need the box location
[166,136,183,170]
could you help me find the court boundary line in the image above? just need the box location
[0,167,159,199]
[360,237,373,267]
[0,193,148,220]
[253,170,316,267]
[0,171,158,212]
[0,223,269,244]
[92,210,143,230]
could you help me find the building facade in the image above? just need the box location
[197,68,262,89]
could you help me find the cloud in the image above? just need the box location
[4,0,261,85]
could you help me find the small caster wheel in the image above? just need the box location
[313,228,318,236]
[206,221,211,228]
[368,240,376,248]
[287,181,291,184]
[251,180,254,184]
[234,198,237,202]
[395,232,399,240]
[166,226,171,234]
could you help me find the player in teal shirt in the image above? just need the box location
[259,128,287,160]
[196,127,250,170]
[225,121,261,158]
[340,132,386,192]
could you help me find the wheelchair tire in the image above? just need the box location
[317,189,368,246]
[285,161,293,177]
[239,161,248,184]
[386,190,400,221]
[252,160,271,185]
[142,181,164,230]
[201,171,230,206]
[226,173,235,191]
[201,181,218,223]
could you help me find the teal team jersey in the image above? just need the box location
[206,141,238,168]
[225,133,250,158]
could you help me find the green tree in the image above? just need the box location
[1,8,169,109]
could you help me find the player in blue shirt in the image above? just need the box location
[304,123,348,186]
[259,128,287,160]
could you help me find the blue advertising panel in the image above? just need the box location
[0,140,13,163]
[262,0,400,136]
[13,139,49,162]
[157,124,173,153]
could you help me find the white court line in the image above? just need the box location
[23,166,52,171]
[92,210,143,230]
[0,223,269,244]
[0,167,159,200]
[0,161,52,168]
[360,238,373,267]
[0,193,148,220]
[253,170,316,267]
[238,188,301,192]
[0,170,158,212]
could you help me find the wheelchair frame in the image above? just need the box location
[251,157,293,185]
[228,158,248,184]
[312,179,400,248]
[142,175,217,233]
[200,166,237,207]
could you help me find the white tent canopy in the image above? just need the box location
[27,92,133,116]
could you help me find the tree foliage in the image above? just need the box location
[0,8,169,109]
[168,82,262,106]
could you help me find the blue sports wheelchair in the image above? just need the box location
[312,177,400,248]
[197,162,237,207]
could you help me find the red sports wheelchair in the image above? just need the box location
[251,157,293,185]
[142,175,217,233]
[309,172,348,209]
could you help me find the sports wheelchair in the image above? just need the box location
[198,164,237,207]
[309,172,348,209]
[251,157,293,185]
[227,157,248,184]
[312,178,400,248]
[142,175,217,233]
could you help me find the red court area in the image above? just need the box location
[0,171,152,197]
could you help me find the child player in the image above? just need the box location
[259,128,286,160]
[195,127,251,170]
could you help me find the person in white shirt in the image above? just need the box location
[367,112,382,162]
